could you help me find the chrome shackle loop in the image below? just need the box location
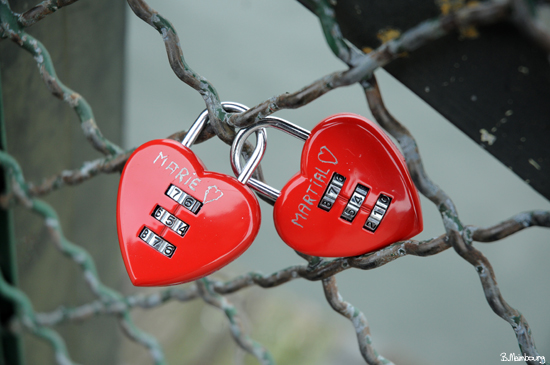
[185,102,268,185]
[230,116,311,205]
[182,101,249,147]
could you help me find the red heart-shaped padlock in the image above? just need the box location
[117,139,261,286]
[272,113,422,257]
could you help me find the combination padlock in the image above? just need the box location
[117,102,266,286]
[231,113,423,257]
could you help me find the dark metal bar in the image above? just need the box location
[0,66,24,365]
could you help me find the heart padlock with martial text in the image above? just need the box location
[272,113,423,257]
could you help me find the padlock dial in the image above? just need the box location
[117,139,261,286]
[273,113,422,257]
[165,184,202,214]
[151,205,189,237]
[318,172,346,212]
[340,183,370,222]
[139,226,177,258]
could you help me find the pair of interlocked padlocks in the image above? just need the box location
[117,102,423,286]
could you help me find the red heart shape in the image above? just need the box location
[274,113,422,257]
[117,139,260,286]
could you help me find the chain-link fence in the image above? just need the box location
[1,0,549,364]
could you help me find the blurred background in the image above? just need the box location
[1,0,549,364]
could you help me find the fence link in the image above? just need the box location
[1,0,549,364]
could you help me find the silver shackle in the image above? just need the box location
[184,102,268,185]
[182,102,250,147]
[230,116,311,205]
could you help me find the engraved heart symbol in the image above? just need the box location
[317,146,338,165]
[203,185,224,204]
[117,139,260,286]
[273,113,423,257]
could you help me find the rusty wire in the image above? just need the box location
[197,278,275,365]
[0,0,549,364]
[322,276,392,365]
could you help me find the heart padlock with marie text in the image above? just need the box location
[231,113,423,257]
[117,104,263,286]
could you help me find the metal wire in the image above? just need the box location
[322,276,392,364]
[0,0,549,364]
[197,278,275,365]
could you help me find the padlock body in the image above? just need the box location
[274,113,422,257]
[117,139,260,286]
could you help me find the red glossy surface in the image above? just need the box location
[274,114,423,257]
[117,139,261,286]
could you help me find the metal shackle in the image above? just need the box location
[182,101,247,147]
[230,116,311,205]
[183,102,268,185]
